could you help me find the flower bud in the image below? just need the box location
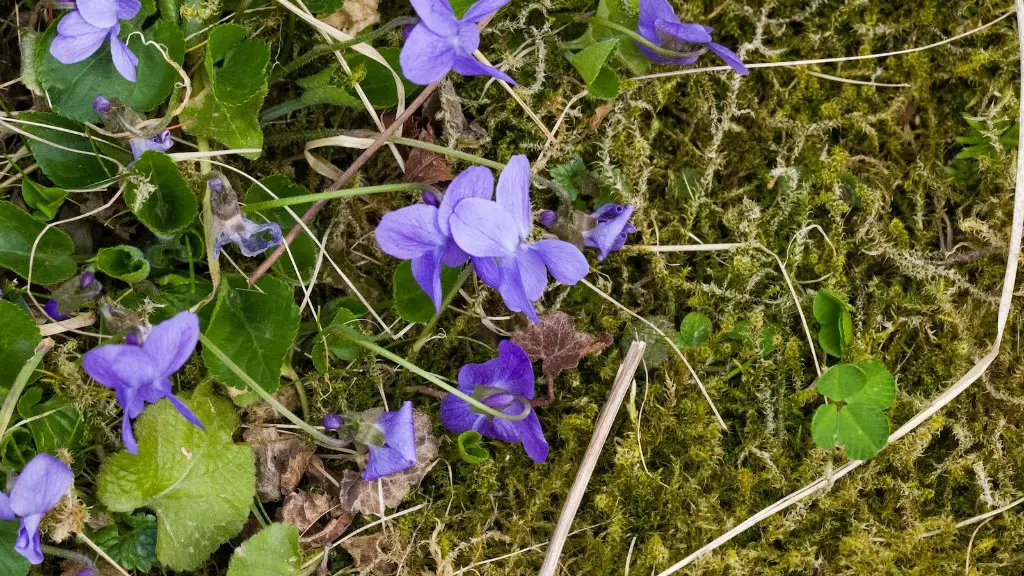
[421,190,440,207]
[539,210,558,227]
[323,413,343,430]
[92,94,111,114]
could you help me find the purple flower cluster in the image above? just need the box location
[399,0,515,85]
[0,454,73,564]
[637,0,747,74]
[50,0,141,82]
[376,155,589,322]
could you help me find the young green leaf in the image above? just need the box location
[457,430,490,464]
[572,39,620,85]
[96,245,151,282]
[0,201,76,285]
[816,363,866,402]
[810,403,838,449]
[587,65,620,100]
[92,513,158,572]
[836,402,889,460]
[17,112,123,188]
[21,178,67,221]
[311,308,363,373]
[97,384,256,571]
[0,301,41,391]
[347,48,417,109]
[844,359,896,410]
[16,387,83,453]
[125,151,198,237]
[676,312,712,348]
[226,523,300,576]
[393,261,463,323]
[813,290,853,357]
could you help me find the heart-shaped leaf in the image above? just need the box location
[810,403,838,450]
[0,200,76,284]
[572,39,620,85]
[392,261,462,323]
[21,178,67,221]
[96,245,151,282]
[844,359,896,410]
[816,363,866,402]
[226,523,300,576]
[457,430,489,464]
[0,301,41,391]
[17,387,83,453]
[676,312,711,348]
[17,112,124,188]
[836,402,889,460]
[125,151,198,237]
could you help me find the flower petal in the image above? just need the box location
[82,344,156,390]
[9,454,73,517]
[472,256,500,287]
[109,31,138,82]
[439,393,485,433]
[707,42,748,75]
[399,24,456,85]
[0,493,14,520]
[121,413,139,454]
[142,311,199,377]
[50,13,108,64]
[117,0,142,19]
[495,340,535,398]
[438,165,494,236]
[451,54,517,85]
[379,401,416,464]
[531,239,589,284]
[462,0,510,23]
[516,247,547,301]
[362,445,415,481]
[409,0,457,35]
[375,203,445,259]
[235,219,283,257]
[15,514,43,565]
[519,411,549,462]
[450,199,520,257]
[440,237,470,267]
[78,0,119,28]
[168,394,206,430]
[496,257,539,323]
[654,19,713,43]
[637,0,677,41]
[496,155,532,239]
[411,248,444,314]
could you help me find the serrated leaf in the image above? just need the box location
[243,175,317,283]
[572,39,620,85]
[816,363,866,402]
[37,19,185,123]
[97,384,256,571]
[125,151,198,237]
[181,87,265,157]
[0,301,41,390]
[92,513,158,572]
[226,523,301,576]
[392,261,462,323]
[17,387,82,453]
[0,201,76,285]
[587,65,620,100]
[676,312,711,348]
[0,521,29,576]
[511,311,612,384]
[202,275,300,404]
[206,24,270,106]
[811,403,838,449]
[836,403,889,460]
[592,0,649,74]
[18,112,123,188]
[21,178,67,220]
[845,359,896,410]
[96,245,151,282]
[457,430,489,464]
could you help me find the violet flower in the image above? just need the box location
[449,155,589,323]
[209,177,283,258]
[0,453,74,564]
[362,401,416,482]
[46,271,103,321]
[49,0,142,82]
[375,166,494,313]
[584,203,635,260]
[440,341,548,462]
[128,130,173,160]
[637,0,747,74]
[81,311,205,454]
[399,0,515,85]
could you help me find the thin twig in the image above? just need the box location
[539,340,646,576]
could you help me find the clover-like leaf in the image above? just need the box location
[813,290,853,357]
[844,359,896,410]
[810,403,838,450]
[512,311,613,385]
[96,245,151,282]
[392,260,463,323]
[226,523,301,576]
[836,402,889,460]
[202,275,300,404]
[676,312,712,348]
[125,151,198,238]
[97,384,256,571]
[457,430,489,464]
[0,301,42,391]
[816,363,866,402]
[0,201,76,286]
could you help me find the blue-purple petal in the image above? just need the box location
[375,203,445,259]
[141,311,199,377]
[438,165,494,236]
[15,514,43,565]
[121,413,138,454]
[451,54,517,85]
[531,239,589,281]
[411,248,444,314]
[77,0,119,29]
[0,494,14,521]
[82,344,156,391]
[168,394,206,430]
[399,24,456,85]
[471,256,500,288]
[116,0,141,19]
[655,19,713,43]
[707,41,748,75]
[50,13,108,64]
[408,0,458,35]
[495,155,532,239]
[637,0,677,41]
[108,28,138,82]
[461,0,510,23]
[8,454,73,518]
[515,248,547,301]
[450,198,520,257]
[496,258,539,323]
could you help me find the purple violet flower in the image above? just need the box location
[362,401,416,482]
[49,0,142,82]
[81,311,205,454]
[584,203,635,260]
[375,166,494,313]
[46,271,103,321]
[128,130,173,160]
[440,341,548,462]
[636,0,747,74]
[399,0,516,85]
[323,413,343,430]
[0,453,74,565]
[209,177,283,258]
[449,155,589,323]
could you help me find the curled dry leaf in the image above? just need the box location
[243,424,316,502]
[279,491,353,549]
[340,531,400,572]
[511,311,613,405]
[321,0,380,36]
[338,410,439,515]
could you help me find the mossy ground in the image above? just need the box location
[27,0,1024,573]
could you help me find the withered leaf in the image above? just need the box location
[511,311,613,399]
[243,425,316,502]
[404,124,453,185]
[279,491,353,549]
[338,410,439,515]
[340,532,398,572]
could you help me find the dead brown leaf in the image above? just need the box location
[338,411,439,515]
[511,311,613,405]
[340,531,399,572]
[243,425,316,502]
[243,387,300,423]
[280,491,353,549]
[321,0,380,36]
[404,124,453,185]
[588,103,614,133]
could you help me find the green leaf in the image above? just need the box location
[21,178,67,220]
[845,359,896,410]
[243,175,316,283]
[18,112,122,188]
[812,290,844,323]
[816,363,866,402]
[813,290,852,357]
[0,201,76,285]
[592,0,649,74]
[0,521,29,576]
[125,151,198,237]
[37,19,185,123]
[206,24,270,106]
[202,275,300,404]
[96,245,151,282]
[449,0,475,18]
[226,523,300,576]
[347,48,417,109]
[151,274,214,321]
[311,309,362,373]
[810,403,838,449]
[92,513,158,573]
[572,39,620,84]
[587,65,620,100]
[676,312,711,348]
[836,402,889,460]
[0,301,41,391]
[457,430,489,464]
[181,86,265,156]
[97,384,256,571]
[392,261,462,323]
[303,0,342,15]
[17,387,83,453]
